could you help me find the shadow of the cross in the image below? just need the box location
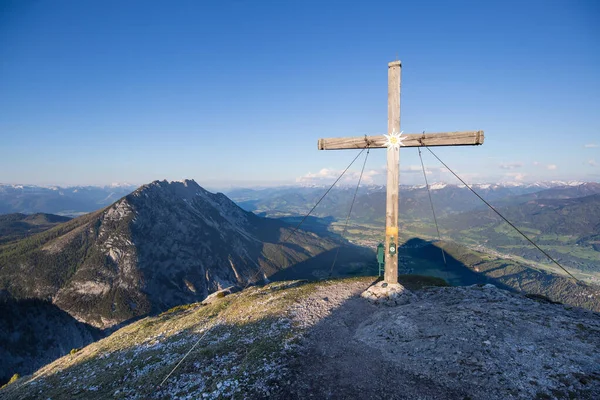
[397,237,514,291]
[266,236,516,292]
[267,244,377,282]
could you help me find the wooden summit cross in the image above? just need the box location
[318,60,484,285]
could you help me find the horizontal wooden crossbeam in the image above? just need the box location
[318,130,484,150]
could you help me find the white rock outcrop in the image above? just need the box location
[361,280,416,306]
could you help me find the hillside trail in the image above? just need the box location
[275,279,600,400]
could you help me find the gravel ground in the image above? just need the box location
[279,280,600,400]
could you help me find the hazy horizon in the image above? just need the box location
[1,176,599,191]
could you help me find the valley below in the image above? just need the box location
[232,182,600,289]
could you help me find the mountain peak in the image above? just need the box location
[142,178,200,189]
[174,178,198,187]
[131,179,207,201]
[0,179,336,330]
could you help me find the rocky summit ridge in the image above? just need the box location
[2,277,598,400]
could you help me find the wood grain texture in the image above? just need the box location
[385,61,401,285]
[318,131,484,150]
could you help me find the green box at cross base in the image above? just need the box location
[377,243,385,264]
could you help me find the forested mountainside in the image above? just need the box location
[0,213,71,244]
[439,194,600,273]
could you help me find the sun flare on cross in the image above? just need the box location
[384,130,405,150]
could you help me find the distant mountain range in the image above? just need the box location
[0,184,137,216]
[291,180,589,191]
[493,182,600,205]
[226,181,600,222]
[1,181,596,218]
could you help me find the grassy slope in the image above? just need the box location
[0,209,108,299]
[0,276,446,400]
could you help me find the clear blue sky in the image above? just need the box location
[0,0,598,187]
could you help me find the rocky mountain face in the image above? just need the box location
[0,179,337,329]
[1,277,598,399]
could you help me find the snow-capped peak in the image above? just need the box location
[428,183,447,190]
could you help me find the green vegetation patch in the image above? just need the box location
[0,374,19,390]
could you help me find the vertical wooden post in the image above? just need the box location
[384,60,401,284]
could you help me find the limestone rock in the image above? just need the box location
[361,280,415,306]
[201,286,240,305]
